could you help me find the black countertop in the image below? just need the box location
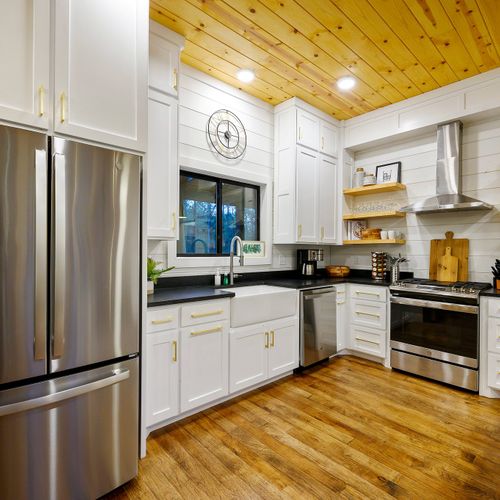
[147,286,235,307]
[147,270,401,307]
[481,287,500,298]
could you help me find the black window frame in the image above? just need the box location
[178,170,260,257]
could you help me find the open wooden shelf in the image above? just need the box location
[343,210,406,220]
[343,182,406,196]
[343,239,406,245]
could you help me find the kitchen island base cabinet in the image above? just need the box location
[146,330,179,426]
[180,321,229,412]
[230,317,298,394]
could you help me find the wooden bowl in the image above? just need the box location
[325,265,350,278]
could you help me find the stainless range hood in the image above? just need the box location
[400,121,493,214]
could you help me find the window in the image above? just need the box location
[178,171,259,256]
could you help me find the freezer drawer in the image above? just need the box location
[0,357,139,500]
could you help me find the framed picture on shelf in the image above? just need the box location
[348,220,367,240]
[375,161,401,184]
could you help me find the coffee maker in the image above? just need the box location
[297,249,324,276]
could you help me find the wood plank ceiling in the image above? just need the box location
[151,0,500,120]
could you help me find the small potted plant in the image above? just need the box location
[147,258,174,295]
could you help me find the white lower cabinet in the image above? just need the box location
[230,317,298,394]
[180,320,229,412]
[487,353,500,390]
[350,324,386,357]
[336,285,347,351]
[146,330,179,426]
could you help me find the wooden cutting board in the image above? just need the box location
[437,246,459,282]
[429,231,469,282]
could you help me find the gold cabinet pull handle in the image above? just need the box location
[191,325,222,336]
[298,224,302,239]
[191,309,223,319]
[321,226,325,240]
[298,126,302,140]
[173,68,178,91]
[355,311,381,318]
[321,136,324,149]
[270,330,275,347]
[38,85,45,117]
[355,337,380,345]
[355,290,380,297]
[172,340,177,362]
[265,332,269,348]
[60,92,66,123]
[172,212,176,230]
[151,317,173,325]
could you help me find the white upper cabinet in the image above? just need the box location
[147,92,179,239]
[297,109,319,151]
[0,0,50,129]
[319,120,338,158]
[296,147,319,243]
[53,0,148,151]
[149,21,184,98]
[318,156,337,244]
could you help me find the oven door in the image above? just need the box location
[390,296,478,368]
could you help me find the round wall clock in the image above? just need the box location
[207,109,247,159]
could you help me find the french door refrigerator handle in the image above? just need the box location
[0,369,130,417]
[34,149,48,361]
[53,153,66,359]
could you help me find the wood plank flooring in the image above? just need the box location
[105,356,500,499]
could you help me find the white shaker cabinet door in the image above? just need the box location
[180,321,229,412]
[147,93,179,239]
[319,120,338,158]
[296,147,319,243]
[0,0,50,129]
[53,0,148,151]
[296,109,319,150]
[229,324,267,394]
[268,320,299,378]
[146,330,179,426]
[318,155,338,244]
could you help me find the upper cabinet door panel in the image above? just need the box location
[53,0,147,151]
[296,109,319,150]
[318,156,337,244]
[149,35,180,97]
[0,0,50,129]
[319,121,338,158]
[296,147,318,243]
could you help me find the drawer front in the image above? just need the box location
[147,306,180,333]
[351,299,387,330]
[181,299,230,327]
[487,298,500,318]
[350,325,385,357]
[350,285,386,303]
[487,352,500,390]
[488,317,500,354]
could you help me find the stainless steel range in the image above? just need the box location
[389,279,491,391]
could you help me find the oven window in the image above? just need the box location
[391,303,477,359]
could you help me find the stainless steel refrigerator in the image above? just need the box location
[0,125,141,499]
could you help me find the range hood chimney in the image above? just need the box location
[400,121,493,214]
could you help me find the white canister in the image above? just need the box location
[388,230,396,240]
[353,168,365,188]
[363,174,376,186]
[380,230,388,239]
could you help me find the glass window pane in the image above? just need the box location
[177,175,217,255]
[221,183,258,254]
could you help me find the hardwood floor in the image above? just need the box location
[106,356,500,499]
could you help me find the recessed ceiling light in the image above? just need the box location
[237,69,255,83]
[337,76,356,90]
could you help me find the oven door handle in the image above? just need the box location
[390,296,478,314]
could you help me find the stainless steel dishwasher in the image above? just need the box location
[300,286,338,367]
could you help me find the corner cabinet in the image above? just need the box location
[146,23,184,240]
[274,99,341,245]
[53,0,148,151]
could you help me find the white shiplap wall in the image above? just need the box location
[148,64,322,276]
[334,116,500,282]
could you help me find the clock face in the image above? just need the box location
[207,109,247,159]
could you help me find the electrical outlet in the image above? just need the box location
[279,254,287,266]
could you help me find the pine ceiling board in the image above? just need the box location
[439,0,500,72]
[183,40,292,102]
[366,0,459,86]
[175,0,370,116]
[404,0,480,78]
[332,0,441,94]
[151,2,360,117]
[215,0,392,108]
[150,0,364,119]
[477,0,500,58]
[260,0,411,102]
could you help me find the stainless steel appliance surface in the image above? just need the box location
[0,124,141,499]
[300,286,338,367]
[389,278,491,391]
